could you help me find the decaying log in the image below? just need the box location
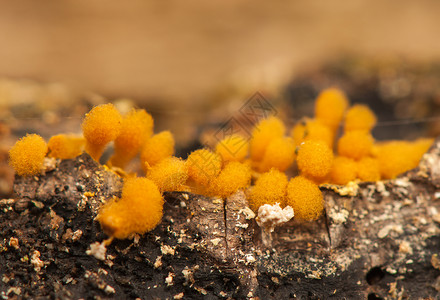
[1,139,440,299]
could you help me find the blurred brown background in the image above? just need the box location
[1,0,440,105]
[1,0,440,198]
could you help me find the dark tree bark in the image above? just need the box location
[1,140,440,299]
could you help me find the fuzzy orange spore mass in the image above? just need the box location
[110,109,154,168]
[297,140,333,180]
[314,88,349,130]
[375,138,433,179]
[344,104,377,132]
[147,157,188,192]
[97,177,164,239]
[329,156,357,185]
[248,168,288,212]
[47,134,85,160]
[356,157,380,181]
[286,176,323,221]
[9,134,48,176]
[258,137,295,172]
[215,134,249,163]
[140,131,175,172]
[337,130,374,160]
[250,116,285,161]
[81,104,122,161]
[291,118,333,148]
[187,149,222,187]
[209,161,251,198]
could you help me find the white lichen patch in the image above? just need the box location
[30,250,45,272]
[153,256,162,268]
[161,244,175,256]
[245,254,256,264]
[165,272,174,286]
[86,241,107,261]
[328,207,349,225]
[256,203,294,233]
[104,285,115,294]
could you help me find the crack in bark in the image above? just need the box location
[323,208,332,248]
[223,197,229,256]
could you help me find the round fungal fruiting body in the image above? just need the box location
[81,104,122,161]
[97,177,164,239]
[329,156,357,185]
[356,157,380,182]
[209,161,251,198]
[186,149,222,187]
[140,131,175,172]
[314,88,349,131]
[48,134,85,159]
[258,137,295,172]
[286,176,323,221]
[297,140,333,181]
[110,109,154,168]
[291,118,334,148]
[215,134,249,163]
[344,104,377,132]
[9,134,48,176]
[337,130,374,160]
[248,168,288,213]
[147,157,188,192]
[375,138,433,179]
[250,116,285,161]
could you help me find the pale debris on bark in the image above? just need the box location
[256,203,294,247]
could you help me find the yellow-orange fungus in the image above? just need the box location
[329,156,357,185]
[297,140,333,180]
[147,157,188,192]
[250,116,285,161]
[97,177,164,239]
[210,161,251,198]
[291,118,333,148]
[140,131,175,172]
[344,104,377,132]
[9,134,48,176]
[337,130,374,160]
[248,168,288,212]
[81,103,122,161]
[187,149,222,187]
[258,137,295,172]
[356,157,380,182]
[48,134,85,160]
[314,88,349,130]
[286,176,323,221]
[375,138,433,179]
[110,109,154,168]
[215,134,249,163]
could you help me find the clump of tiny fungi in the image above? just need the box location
[8,88,435,244]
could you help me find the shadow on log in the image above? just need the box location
[1,139,440,299]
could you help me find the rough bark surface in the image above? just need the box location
[1,142,440,299]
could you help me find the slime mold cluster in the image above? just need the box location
[8,88,434,240]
